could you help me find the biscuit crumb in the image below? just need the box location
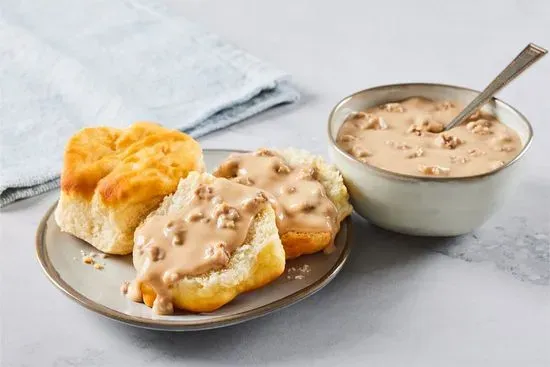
[80,250,109,269]
[286,264,311,280]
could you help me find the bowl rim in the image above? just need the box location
[327,82,534,182]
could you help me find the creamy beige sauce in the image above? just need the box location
[336,97,522,177]
[127,178,269,314]
[214,149,339,247]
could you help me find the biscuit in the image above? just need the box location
[54,122,204,254]
[133,172,286,313]
[214,148,353,259]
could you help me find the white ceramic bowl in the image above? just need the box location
[328,83,533,236]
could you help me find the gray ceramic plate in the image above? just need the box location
[36,149,352,331]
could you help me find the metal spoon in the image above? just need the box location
[444,43,547,131]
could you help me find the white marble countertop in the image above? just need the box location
[1,0,549,366]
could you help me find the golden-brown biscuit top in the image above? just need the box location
[61,122,203,206]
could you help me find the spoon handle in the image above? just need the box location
[444,43,547,131]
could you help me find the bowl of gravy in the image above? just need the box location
[328,83,533,236]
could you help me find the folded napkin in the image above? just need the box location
[0,0,299,207]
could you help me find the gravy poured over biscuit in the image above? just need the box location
[214,150,339,252]
[127,179,269,315]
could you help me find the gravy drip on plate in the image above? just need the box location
[336,97,522,177]
[214,150,339,249]
[127,179,268,315]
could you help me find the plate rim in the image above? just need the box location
[35,149,353,331]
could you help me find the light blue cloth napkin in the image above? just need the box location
[0,0,299,207]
